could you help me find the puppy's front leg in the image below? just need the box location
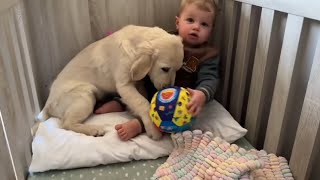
[117,83,162,140]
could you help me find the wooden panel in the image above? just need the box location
[211,0,224,45]
[88,0,108,40]
[245,11,286,148]
[279,18,320,159]
[229,4,260,121]
[25,0,93,106]
[290,40,320,180]
[310,146,320,180]
[15,2,40,116]
[0,59,16,180]
[153,0,181,30]
[245,8,275,145]
[0,0,19,13]
[89,0,155,40]
[0,4,35,179]
[9,10,35,127]
[89,0,180,40]
[0,38,28,180]
[234,0,320,21]
[219,0,240,106]
[264,15,304,153]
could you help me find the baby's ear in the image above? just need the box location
[130,41,155,81]
[175,16,180,30]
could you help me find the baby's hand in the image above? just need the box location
[186,88,206,116]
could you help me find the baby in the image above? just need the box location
[95,0,220,141]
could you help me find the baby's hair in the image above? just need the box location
[178,0,218,17]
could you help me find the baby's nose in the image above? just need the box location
[192,23,200,30]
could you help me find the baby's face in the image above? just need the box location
[176,3,214,47]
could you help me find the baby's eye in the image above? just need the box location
[201,22,209,27]
[186,18,194,23]
[161,67,170,73]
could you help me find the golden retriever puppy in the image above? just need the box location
[40,25,184,140]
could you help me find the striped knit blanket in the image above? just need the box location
[152,130,294,180]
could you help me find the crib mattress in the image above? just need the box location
[27,137,253,180]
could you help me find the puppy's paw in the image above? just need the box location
[87,126,106,137]
[145,123,162,140]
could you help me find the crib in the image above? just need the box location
[0,0,319,179]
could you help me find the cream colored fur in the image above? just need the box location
[41,25,184,140]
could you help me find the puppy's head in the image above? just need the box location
[148,35,184,90]
[129,32,184,90]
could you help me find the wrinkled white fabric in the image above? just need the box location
[29,112,173,172]
[29,100,247,172]
[192,100,247,143]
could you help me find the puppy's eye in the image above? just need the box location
[161,67,170,73]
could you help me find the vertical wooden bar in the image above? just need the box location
[278,18,320,159]
[264,14,304,153]
[229,3,251,121]
[220,0,320,22]
[15,2,41,116]
[220,0,239,107]
[0,42,26,179]
[9,11,35,127]
[0,63,17,180]
[245,8,275,145]
[211,0,223,46]
[229,3,260,122]
[0,5,36,179]
[289,40,320,180]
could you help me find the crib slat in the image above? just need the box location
[0,13,32,180]
[264,14,304,153]
[0,107,16,180]
[229,3,259,121]
[229,3,251,121]
[233,0,320,21]
[289,41,320,180]
[221,0,239,106]
[9,11,35,127]
[0,0,19,12]
[15,3,41,116]
[245,8,275,146]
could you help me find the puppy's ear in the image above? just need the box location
[121,40,136,60]
[130,41,156,81]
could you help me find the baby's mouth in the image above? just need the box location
[189,33,198,38]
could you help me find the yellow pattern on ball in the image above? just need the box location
[150,92,161,127]
[172,87,192,126]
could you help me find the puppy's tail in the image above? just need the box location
[31,108,50,137]
[36,108,50,121]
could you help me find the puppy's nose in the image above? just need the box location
[163,83,172,89]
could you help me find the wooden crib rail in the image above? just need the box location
[233,0,320,21]
[290,41,320,180]
[219,0,320,179]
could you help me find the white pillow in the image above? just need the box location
[29,112,173,173]
[29,100,246,172]
[192,100,247,143]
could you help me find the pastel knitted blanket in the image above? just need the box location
[152,130,294,180]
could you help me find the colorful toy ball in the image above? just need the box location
[149,86,195,133]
